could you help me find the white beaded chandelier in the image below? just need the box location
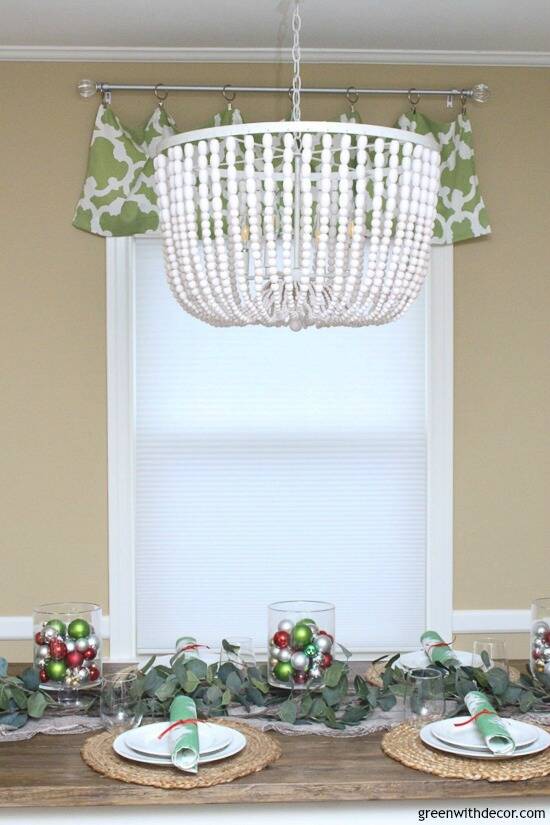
[154,2,441,330]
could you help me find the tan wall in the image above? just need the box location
[1,62,549,659]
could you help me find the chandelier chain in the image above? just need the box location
[291,0,302,121]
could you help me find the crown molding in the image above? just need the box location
[0,45,549,66]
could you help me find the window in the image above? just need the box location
[107,238,453,659]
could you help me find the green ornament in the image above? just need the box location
[273,662,293,682]
[67,618,90,639]
[45,659,67,682]
[46,618,66,636]
[291,622,313,650]
[304,643,318,657]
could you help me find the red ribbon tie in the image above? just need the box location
[454,709,496,727]
[158,718,206,740]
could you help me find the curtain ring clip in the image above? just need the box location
[345,86,359,113]
[154,84,169,107]
[101,87,112,106]
[459,89,468,116]
[407,88,421,114]
[222,84,236,110]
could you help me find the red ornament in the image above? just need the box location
[49,640,67,660]
[533,650,542,660]
[273,630,290,648]
[88,665,100,682]
[34,631,44,645]
[321,653,333,669]
[318,630,334,642]
[65,651,84,669]
[545,631,550,645]
[83,647,96,661]
[293,672,308,685]
[39,669,48,683]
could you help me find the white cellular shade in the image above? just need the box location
[134,239,427,654]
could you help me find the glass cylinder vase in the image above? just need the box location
[531,598,550,687]
[33,602,102,706]
[267,600,335,690]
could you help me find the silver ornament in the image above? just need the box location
[65,640,76,653]
[75,637,89,653]
[269,657,278,668]
[277,647,292,663]
[35,657,46,668]
[278,619,294,634]
[43,627,57,642]
[290,651,308,671]
[270,644,281,658]
[312,652,324,665]
[534,622,549,638]
[77,668,89,683]
[87,634,98,650]
[309,665,322,680]
[37,644,50,659]
[316,635,332,654]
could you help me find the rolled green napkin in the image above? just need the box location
[165,696,200,773]
[464,690,515,754]
[421,630,460,667]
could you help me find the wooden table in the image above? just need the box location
[1,661,549,809]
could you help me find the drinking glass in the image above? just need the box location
[219,637,257,670]
[100,672,143,732]
[472,638,509,674]
[404,668,445,728]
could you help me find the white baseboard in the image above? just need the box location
[0,615,110,641]
[453,610,530,634]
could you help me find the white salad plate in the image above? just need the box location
[113,727,247,767]
[394,650,481,670]
[430,717,538,752]
[420,722,550,760]
[123,721,231,758]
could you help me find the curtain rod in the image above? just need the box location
[77,79,491,104]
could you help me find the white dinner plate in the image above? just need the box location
[394,650,481,670]
[420,722,550,760]
[430,716,538,751]
[124,721,231,758]
[113,727,247,767]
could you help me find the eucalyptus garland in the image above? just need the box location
[1,645,550,732]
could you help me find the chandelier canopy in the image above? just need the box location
[153,4,441,330]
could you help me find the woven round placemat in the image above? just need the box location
[364,661,522,688]
[382,722,550,782]
[81,720,281,789]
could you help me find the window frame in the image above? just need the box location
[106,236,454,660]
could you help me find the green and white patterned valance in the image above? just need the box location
[74,103,490,244]
[395,110,491,244]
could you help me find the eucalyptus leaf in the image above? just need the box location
[322,686,344,707]
[20,668,40,691]
[182,671,200,693]
[487,667,509,696]
[324,662,344,688]
[481,650,491,669]
[155,675,179,702]
[222,639,241,655]
[377,693,397,712]
[10,686,28,710]
[186,658,208,681]
[0,685,11,712]
[225,671,243,695]
[144,668,166,695]
[206,685,223,705]
[0,659,8,678]
[0,711,27,730]
[27,691,48,719]
[278,700,297,724]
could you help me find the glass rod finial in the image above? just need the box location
[471,83,491,104]
[78,78,98,98]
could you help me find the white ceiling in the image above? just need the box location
[2,0,550,63]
